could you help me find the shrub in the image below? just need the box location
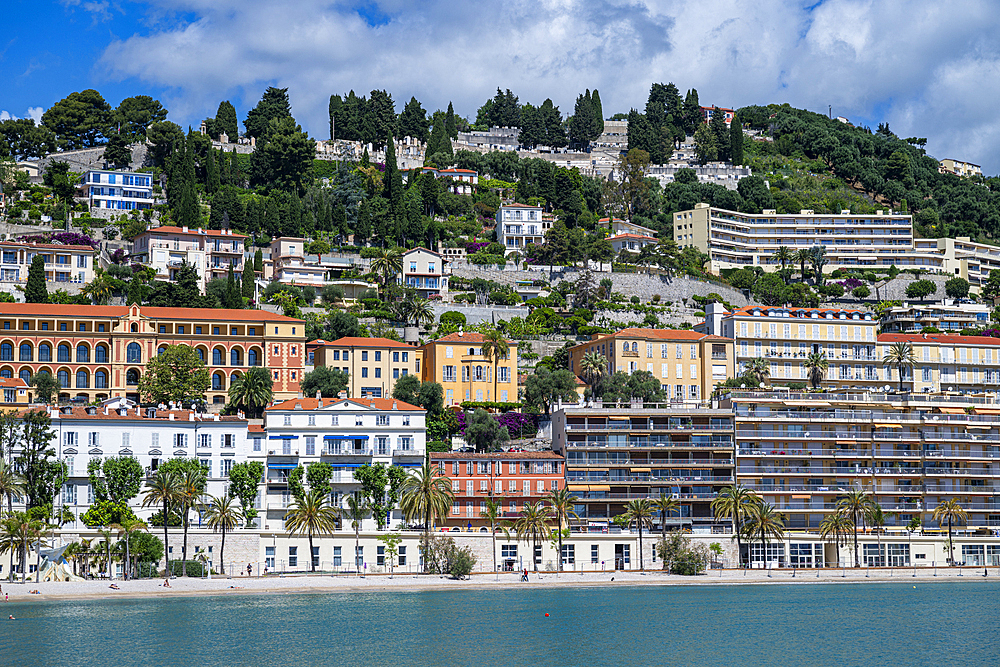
[630,296,640,304]
[169,560,205,577]
[852,286,871,299]
[359,247,381,259]
[420,535,477,579]
[905,279,937,300]
[656,532,709,575]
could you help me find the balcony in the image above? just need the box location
[392,448,421,457]
[566,423,731,431]
[321,447,373,457]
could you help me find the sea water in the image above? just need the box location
[1,582,997,666]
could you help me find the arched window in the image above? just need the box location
[95,345,109,363]
[130,323,138,333]
[212,373,224,390]
[76,344,90,363]
[95,370,108,389]
[230,372,239,385]
[248,348,259,366]
[196,348,205,362]
[19,369,31,384]
[230,348,242,366]
[39,344,51,362]
[475,365,483,381]
[213,348,223,365]
[0,368,11,379]
[631,342,638,352]
[127,343,141,363]
[57,370,70,388]
[76,370,89,389]
[126,369,139,386]
[157,346,167,357]
[58,344,71,362]
[19,343,32,362]
[0,343,12,361]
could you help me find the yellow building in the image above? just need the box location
[419,332,518,407]
[309,337,422,399]
[568,328,734,403]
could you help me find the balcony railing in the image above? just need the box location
[566,423,731,431]
[322,448,373,457]
[568,439,731,449]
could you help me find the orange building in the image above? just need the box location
[0,303,305,404]
[430,451,564,529]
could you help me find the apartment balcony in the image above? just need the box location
[924,449,1000,460]
[568,438,731,449]
[566,423,732,431]
[568,475,733,484]
[321,447,373,457]
[621,350,639,357]
[569,459,733,468]
[925,484,1000,494]
[392,448,421,458]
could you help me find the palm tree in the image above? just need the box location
[178,466,208,576]
[400,461,453,571]
[227,366,274,419]
[110,519,148,579]
[711,484,755,568]
[771,245,793,283]
[809,245,827,286]
[344,492,366,573]
[932,499,968,565]
[793,248,812,282]
[837,488,874,567]
[96,527,114,579]
[479,497,503,575]
[652,492,679,550]
[141,468,183,575]
[284,489,339,573]
[81,271,115,305]
[741,500,785,569]
[370,247,403,299]
[403,295,435,328]
[882,341,916,392]
[819,511,853,567]
[743,357,770,387]
[203,494,244,576]
[0,460,24,514]
[544,488,579,571]
[481,328,510,404]
[866,504,893,567]
[0,512,30,582]
[624,498,654,570]
[580,351,607,391]
[514,502,552,572]
[804,352,829,389]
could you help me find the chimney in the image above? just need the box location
[189,413,195,421]
[393,401,397,410]
[213,414,219,421]
[168,413,175,421]
[183,226,188,233]
[338,391,347,399]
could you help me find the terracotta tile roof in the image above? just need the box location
[879,333,1000,346]
[0,303,301,322]
[0,241,95,251]
[431,451,563,461]
[499,202,543,209]
[248,424,265,433]
[326,337,415,348]
[266,397,423,411]
[430,332,516,345]
[0,377,28,389]
[141,226,248,238]
[572,328,732,348]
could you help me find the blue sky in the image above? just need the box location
[4,0,1000,174]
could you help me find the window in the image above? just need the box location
[253,437,262,452]
[198,434,212,449]
[18,343,32,362]
[127,343,141,363]
[305,436,315,456]
[502,545,517,558]
[375,368,381,378]
[196,326,203,335]
[88,432,100,447]
[591,544,599,564]
[76,344,89,363]
[560,544,575,565]
[95,345,108,363]
[355,545,363,569]
[265,547,275,569]
[375,351,381,362]
[288,546,298,568]
[57,370,70,388]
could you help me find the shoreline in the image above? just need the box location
[2,567,995,603]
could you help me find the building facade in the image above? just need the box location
[430,452,564,529]
[608,233,658,255]
[880,300,990,334]
[495,203,547,254]
[553,405,735,532]
[939,159,982,178]
[419,332,518,407]
[0,241,95,288]
[81,170,154,212]
[402,247,447,298]
[132,226,247,290]
[309,337,422,399]
[567,329,734,404]
[0,303,305,404]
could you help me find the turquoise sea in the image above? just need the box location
[1,582,997,666]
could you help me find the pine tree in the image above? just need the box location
[730,113,744,166]
[205,147,220,193]
[445,102,457,139]
[24,255,48,303]
[241,262,255,301]
[215,101,239,141]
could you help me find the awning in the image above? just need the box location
[588,485,611,491]
[973,408,1000,415]
[874,423,902,429]
[567,484,590,491]
[268,435,299,440]
[324,435,370,440]
[583,467,609,471]
[267,463,298,469]
[792,495,810,499]
[967,424,993,429]
[938,407,966,414]
[400,463,421,467]
[784,401,831,407]
[630,467,652,472]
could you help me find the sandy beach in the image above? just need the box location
[0,566,993,602]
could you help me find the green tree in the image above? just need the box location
[160,459,207,576]
[579,351,607,388]
[228,461,265,527]
[137,344,211,404]
[252,116,314,194]
[479,497,504,575]
[113,95,167,142]
[819,511,853,567]
[481,329,510,403]
[24,255,48,303]
[730,113,744,165]
[743,357,770,387]
[905,279,937,299]
[110,518,148,579]
[301,366,349,398]
[524,367,580,414]
[882,341,916,392]
[804,352,829,389]
[712,484,754,568]
[0,460,24,515]
[102,132,132,169]
[945,277,970,300]
[397,97,430,144]
[693,123,717,164]
[82,456,143,526]
[740,500,785,569]
[254,249,264,273]
[41,89,113,150]
[244,86,292,140]
[284,489,340,572]
[514,502,552,571]
[463,409,510,452]
[141,468,183,574]
[200,494,242,575]
[228,366,274,418]
[214,101,239,140]
[241,262,255,300]
[353,463,408,531]
[653,492,680,557]
[400,460,454,566]
[29,372,58,404]
[16,410,64,513]
[545,488,578,572]
[147,120,184,166]
[391,374,422,406]
[837,488,874,568]
[932,499,968,565]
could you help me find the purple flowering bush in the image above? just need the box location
[466,241,490,254]
[839,278,864,289]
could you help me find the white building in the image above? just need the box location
[880,300,991,334]
[495,203,547,255]
[132,226,247,291]
[598,217,657,238]
[257,396,426,530]
[609,233,658,255]
[81,170,154,212]
[0,240,95,288]
[402,247,447,298]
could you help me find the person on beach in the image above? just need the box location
[163,579,171,588]
[247,563,252,577]
[109,584,119,590]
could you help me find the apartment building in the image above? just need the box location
[402,247,447,298]
[567,329,734,404]
[309,337,422,398]
[598,217,657,237]
[132,226,247,291]
[939,159,982,179]
[912,236,1000,288]
[879,332,1000,394]
[700,106,735,125]
[81,169,154,212]
[430,452,564,529]
[725,390,1000,534]
[419,332,518,407]
[257,396,425,529]
[495,203,547,255]
[0,241,95,287]
[880,300,990,333]
[0,303,305,404]
[552,405,735,531]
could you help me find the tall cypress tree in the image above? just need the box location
[254,249,263,272]
[590,90,604,141]
[710,107,730,161]
[215,101,239,140]
[730,113,744,166]
[224,263,241,309]
[445,102,457,139]
[25,255,48,303]
[385,138,404,239]
[205,147,220,193]
[241,261,255,301]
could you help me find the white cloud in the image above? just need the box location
[97,0,1000,173]
[0,107,46,123]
